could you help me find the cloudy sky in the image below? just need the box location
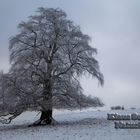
[0,0,140,108]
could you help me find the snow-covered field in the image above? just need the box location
[0,108,140,140]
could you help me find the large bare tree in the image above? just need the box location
[0,7,104,125]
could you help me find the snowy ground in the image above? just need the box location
[0,108,140,140]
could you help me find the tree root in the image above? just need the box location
[28,118,57,127]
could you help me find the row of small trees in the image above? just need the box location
[0,7,104,125]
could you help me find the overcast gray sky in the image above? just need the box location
[0,0,140,109]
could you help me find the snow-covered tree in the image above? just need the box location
[0,7,104,125]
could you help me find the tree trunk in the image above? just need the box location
[39,78,53,125]
[34,77,53,126]
[29,56,54,127]
[40,110,52,124]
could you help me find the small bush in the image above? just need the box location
[111,106,124,110]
